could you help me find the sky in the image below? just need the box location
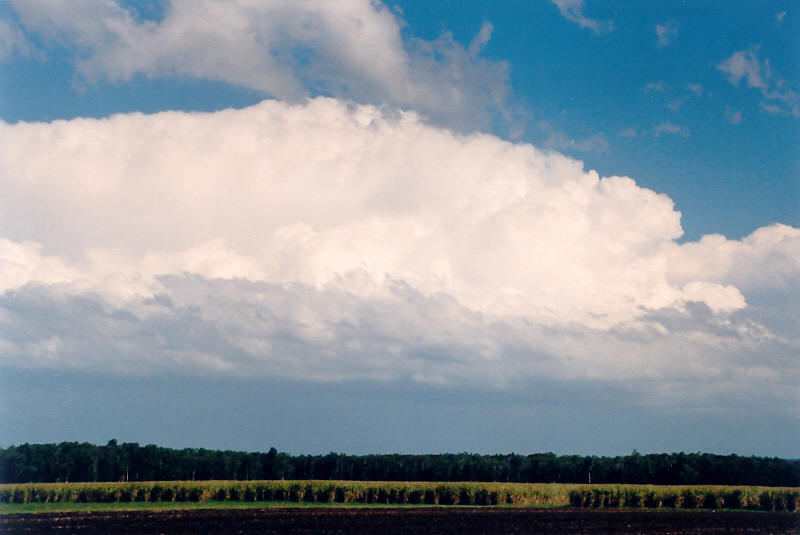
[0,0,798,458]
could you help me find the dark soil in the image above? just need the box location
[2,507,798,534]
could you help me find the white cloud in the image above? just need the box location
[2,269,797,407]
[776,11,786,24]
[468,21,493,56]
[726,109,742,124]
[717,48,799,117]
[645,80,666,92]
[0,240,82,290]
[8,0,512,132]
[687,83,703,97]
[651,121,690,137]
[0,99,689,325]
[0,18,34,60]
[666,224,800,297]
[666,100,682,111]
[1,99,798,405]
[550,0,612,34]
[618,127,637,138]
[760,103,778,114]
[718,49,767,89]
[542,126,609,153]
[655,20,678,47]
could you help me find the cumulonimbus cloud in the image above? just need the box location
[1,98,798,405]
[0,98,754,322]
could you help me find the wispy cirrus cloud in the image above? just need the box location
[651,121,690,137]
[546,132,609,153]
[538,122,609,153]
[645,80,667,92]
[718,48,799,117]
[726,109,743,125]
[645,82,706,113]
[550,0,612,34]
[656,20,678,48]
[718,49,768,89]
[0,17,35,60]
[687,83,703,97]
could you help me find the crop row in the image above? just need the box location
[0,481,797,511]
[567,486,798,511]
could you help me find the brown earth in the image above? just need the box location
[1,507,798,535]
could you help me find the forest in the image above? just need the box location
[0,441,797,486]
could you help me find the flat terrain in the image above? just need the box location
[2,507,798,535]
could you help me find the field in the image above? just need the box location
[2,482,798,534]
[2,508,799,534]
[1,480,798,511]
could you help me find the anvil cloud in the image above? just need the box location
[2,99,798,407]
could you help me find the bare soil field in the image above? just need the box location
[1,507,798,535]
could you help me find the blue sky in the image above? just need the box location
[0,1,798,457]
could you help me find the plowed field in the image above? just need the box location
[2,507,799,534]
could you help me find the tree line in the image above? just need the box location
[0,441,797,486]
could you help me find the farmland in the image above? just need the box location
[2,481,797,534]
[1,480,798,511]
[2,508,799,535]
